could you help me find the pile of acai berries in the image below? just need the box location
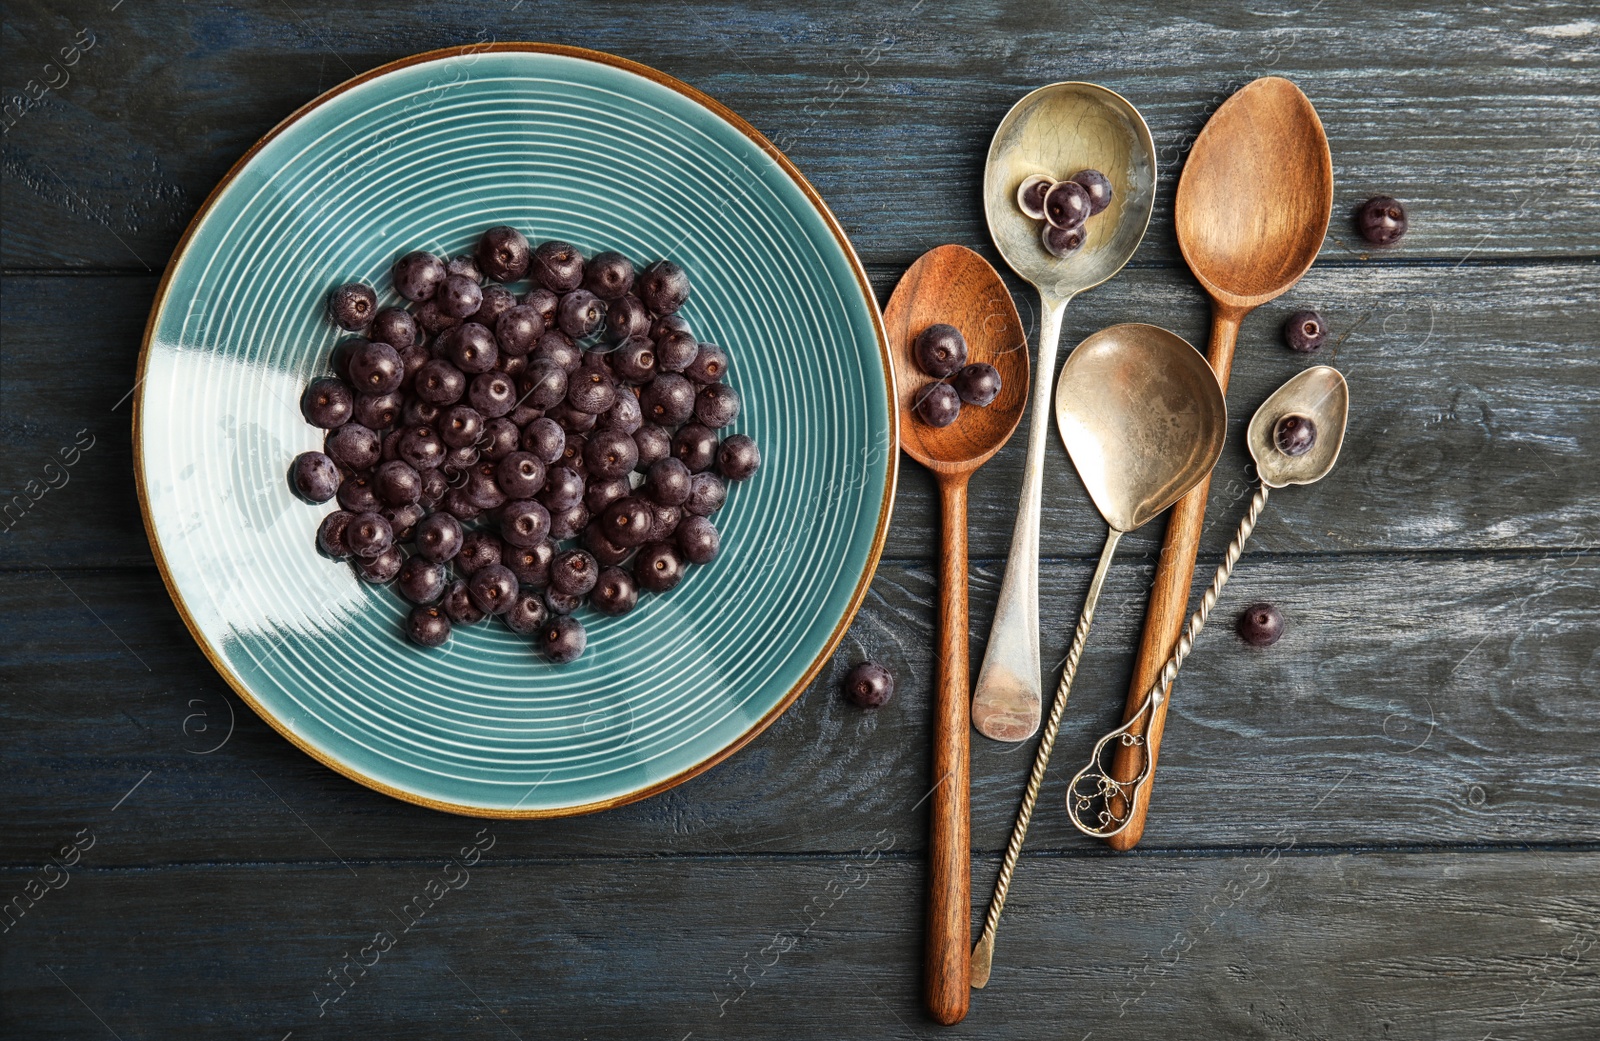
[1016,168,1114,257]
[289,226,760,663]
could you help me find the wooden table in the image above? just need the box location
[4,2,1597,1037]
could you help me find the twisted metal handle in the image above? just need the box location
[1067,483,1272,838]
[971,528,1120,988]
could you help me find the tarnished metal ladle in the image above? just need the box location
[1067,365,1350,840]
[970,323,1226,988]
[973,83,1157,743]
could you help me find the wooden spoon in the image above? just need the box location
[1105,76,1332,851]
[885,244,1028,1025]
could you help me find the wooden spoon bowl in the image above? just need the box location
[883,244,1027,1025]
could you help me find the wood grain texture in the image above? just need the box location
[2,852,1596,1039]
[6,262,1596,568]
[4,552,1596,867]
[2,1,1598,271]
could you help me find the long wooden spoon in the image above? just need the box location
[1104,76,1332,851]
[885,245,1028,1025]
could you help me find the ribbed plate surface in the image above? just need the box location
[135,45,895,816]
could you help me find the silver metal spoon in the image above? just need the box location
[974,82,1157,743]
[1066,365,1351,840]
[970,323,1226,988]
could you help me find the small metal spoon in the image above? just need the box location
[1066,365,1350,840]
[973,83,1157,744]
[970,324,1225,988]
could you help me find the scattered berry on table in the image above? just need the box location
[1237,603,1284,647]
[1283,309,1328,353]
[843,661,895,708]
[1357,196,1408,246]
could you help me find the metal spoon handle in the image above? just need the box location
[971,295,1068,743]
[971,526,1120,988]
[1068,483,1271,838]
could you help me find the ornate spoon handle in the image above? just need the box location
[971,526,1120,988]
[1067,483,1271,838]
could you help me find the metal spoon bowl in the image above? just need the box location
[974,82,1158,744]
[1247,364,1349,488]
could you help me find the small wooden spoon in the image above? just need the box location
[885,244,1028,1026]
[1107,76,1332,851]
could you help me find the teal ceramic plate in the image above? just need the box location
[135,44,896,817]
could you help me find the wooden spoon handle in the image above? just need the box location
[1104,303,1244,851]
[926,473,971,1025]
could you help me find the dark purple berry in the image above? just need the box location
[651,313,691,342]
[443,488,482,522]
[448,323,498,374]
[684,343,728,384]
[496,305,545,356]
[473,284,517,330]
[694,383,740,429]
[538,466,585,513]
[532,241,585,293]
[590,566,638,616]
[463,461,507,511]
[502,591,548,636]
[548,503,589,541]
[356,544,403,584]
[672,423,718,473]
[325,423,381,470]
[1284,310,1327,353]
[558,433,588,475]
[1071,169,1113,215]
[1358,196,1407,246]
[458,531,504,575]
[345,511,394,559]
[520,418,566,465]
[406,604,452,647]
[605,294,651,343]
[414,359,467,406]
[437,274,483,319]
[717,434,760,481]
[1237,602,1284,647]
[519,361,569,410]
[653,329,699,373]
[1273,414,1317,457]
[442,579,486,625]
[495,452,546,499]
[353,391,403,430]
[599,495,653,548]
[549,549,599,596]
[634,424,671,470]
[500,499,552,548]
[328,282,377,330]
[317,510,355,558]
[402,397,442,428]
[585,476,632,516]
[291,452,340,503]
[393,251,446,303]
[914,324,967,378]
[601,391,643,434]
[646,503,682,543]
[685,472,726,516]
[439,405,484,449]
[1042,223,1087,258]
[412,299,461,334]
[566,366,617,415]
[504,538,555,588]
[398,555,449,605]
[541,615,587,663]
[953,363,1002,406]
[583,251,635,300]
[638,259,690,315]
[302,377,354,428]
[641,373,696,425]
[383,503,425,542]
[469,371,516,418]
[843,661,895,708]
[478,416,520,460]
[532,332,582,375]
[477,225,530,282]
[348,340,404,394]
[677,515,719,565]
[419,467,448,508]
[1016,174,1053,219]
[584,428,638,479]
[370,306,418,351]
[374,460,422,507]
[1044,179,1091,230]
[522,287,560,328]
[414,511,463,563]
[468,563,518,615]
[447,253,483,283]
[914,382,961,427]
[338,473,381,514]
[558,289,606,339]
[612,336,657,383]
[634,541,686,593]
[544,589,582,617]
[381,428,405,463]
[644,457,692,506]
